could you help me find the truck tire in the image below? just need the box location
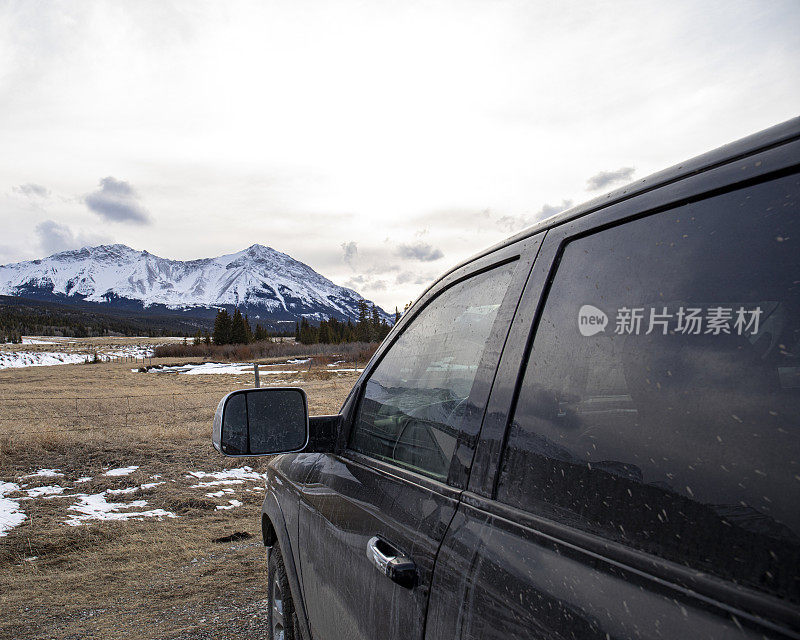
[268,540,301,640]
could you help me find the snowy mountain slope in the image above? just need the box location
[0,244,390,322]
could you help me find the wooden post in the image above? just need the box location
[253,363,260,388]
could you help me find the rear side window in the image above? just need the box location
[350,263,515,482]
[497,174,800,602]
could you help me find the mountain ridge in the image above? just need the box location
[0,243,390,324]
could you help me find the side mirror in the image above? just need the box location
[212,388,308,456]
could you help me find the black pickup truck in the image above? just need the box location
[213,117,800,640]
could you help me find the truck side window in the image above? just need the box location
[350,263,515,482]
[497,174,800,603]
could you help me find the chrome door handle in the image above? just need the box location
[366,536,417,589]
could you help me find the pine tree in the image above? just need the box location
[203,330,211,345]
[356,300,371,342]
[244,314,254,343]
[192,329,202,345]
[318,320,331,344]
[294,322,300,342]
[254,323,268,341]
[213,309,232,345]
[394,307,401,325]
[299,318,317,344]
[231,309,248,344]
[370,304,381,341]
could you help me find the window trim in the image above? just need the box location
[340,234,543,486]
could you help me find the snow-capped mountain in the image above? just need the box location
[0,244,390,323]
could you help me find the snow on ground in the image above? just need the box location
[106,482,164,495]
[24,485,66,498]
[0,337,163,370]
[1,466,262,534]
[216,499,243,511]
[145,362,301,375]
[205,489,235,497]
[104,466,139,476]
[0,351,89,369]
[22,469,64,478]
[106,345,156,359]
[142,360,361,376]
[187,467,265,483]
[0,481,26,536]
[64,492,177,526]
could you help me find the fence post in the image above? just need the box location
[253,363,260,388]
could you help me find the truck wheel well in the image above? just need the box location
[262,514,277,547]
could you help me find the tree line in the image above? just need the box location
[0,298,191,342]
[207,308,287,345]
[209,301,399,346]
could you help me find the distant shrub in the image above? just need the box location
[152,340,380,363]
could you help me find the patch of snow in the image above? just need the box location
[0,351,89,370]
[22,469,63,478]
[104,466,139,477]
[190,479,245,488]
[106,345,157,359]
[22,337,57,345]
[205,489,235,497]
[64,492,177,526]
[0,481,26,536]
[145,362,297,375]
[25,485,65,498]
[75,477,93,483]
[189,467,265,490]
[187,467,264,482]
[106,487,138,495]
[216,499,243,511]
[106,480,164,495]
[286,358,311,364]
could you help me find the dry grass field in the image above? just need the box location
[0,338,360,640]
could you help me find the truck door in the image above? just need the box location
[296,237,541,640]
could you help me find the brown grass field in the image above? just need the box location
[0,338,360,640]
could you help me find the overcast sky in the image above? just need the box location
[1,0,798,310]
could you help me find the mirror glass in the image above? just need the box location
[216,388,308,456]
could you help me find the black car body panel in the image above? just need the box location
[249,117,800,640]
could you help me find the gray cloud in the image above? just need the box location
[586,167,635,191]
[341,241,358,268]
[14,183,50,198]
[395,242,444,262]
[496,200,573,233]
[85,176,151,224]
[35,220,112,256]
[345,275,388,292]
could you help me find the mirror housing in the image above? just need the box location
[212,387,309,457]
